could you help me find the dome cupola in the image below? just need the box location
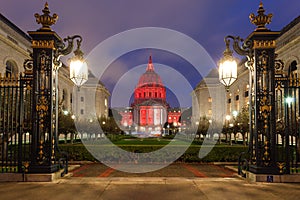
[137,56,163,87]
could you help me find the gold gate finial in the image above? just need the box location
[249,1,273,31]
[34,2,58,31]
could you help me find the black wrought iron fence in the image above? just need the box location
[0,72,32,173]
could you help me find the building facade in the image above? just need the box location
[192,15,300,128]
[192,68,227,126]
[72,73,110,122]
[0,13,110,123]
[0,14,31,77]
[276,16,300,75]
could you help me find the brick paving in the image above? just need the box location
[70,163,236,178]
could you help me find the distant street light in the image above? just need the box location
[225,115,231,121]
[232,111,238,118]
[285,97,294,106]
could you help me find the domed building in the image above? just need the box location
[119,56,183,135]
[131,56,169,134]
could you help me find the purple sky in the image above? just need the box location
[1,0,299,107]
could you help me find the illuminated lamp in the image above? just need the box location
[69,38,88,87]
[219,38,238,91]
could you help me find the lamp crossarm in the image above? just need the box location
[53,35,83,67]
[225,35,253,57]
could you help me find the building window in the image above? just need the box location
[5,60,18,77]
[62,89,66,101]
[228,98,231,104]
[208,109,212,115]
[105,98,107,107]
[244,91,249,97]
[208,97,212,103]
[81,96,84,102]
[235,95,239,101]
[70,93,73,104]
[80,109,84,115]
[289,60,297,73]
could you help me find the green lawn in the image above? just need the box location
[112,137,193,146]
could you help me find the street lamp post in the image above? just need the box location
[219,2,281,174]
[26,3,88,173]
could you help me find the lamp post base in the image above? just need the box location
[28,164,60,174]
[249,165,280,175]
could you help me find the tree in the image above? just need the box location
[99,116,122,135]
[179,107,192,126]
[196,116,210,140]
[222,123,229,144]
[208,120,223,143]
[58,111,76,143]
[75,119,100,140]
[163,122,176,135]
[235,107,250,146]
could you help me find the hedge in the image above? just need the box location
[58,144,248,163]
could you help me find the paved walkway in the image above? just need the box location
[70,163,236,178]
[1,177,300,200]
[1,164,300,199]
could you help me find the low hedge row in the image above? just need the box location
[58,144,248,163]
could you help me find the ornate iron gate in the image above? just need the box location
[0,64,33,173]
[239,61,300,176]
[275,64,300,174]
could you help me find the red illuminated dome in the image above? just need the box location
[137,56,163,87]
[120,56,182,136]
[130,56,169,134]
[133,56,167,105]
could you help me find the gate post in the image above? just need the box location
[247,29,280,174]
[26,3,87,173]
[218,3,282,174]
[27,4,61,173]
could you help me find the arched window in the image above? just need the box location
[5,60,18,77]
[62,89,66,101]
[70,93,73,104]
[105,98,107,107]
[289,61,297,74]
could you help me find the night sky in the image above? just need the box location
[1,0,299,107]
